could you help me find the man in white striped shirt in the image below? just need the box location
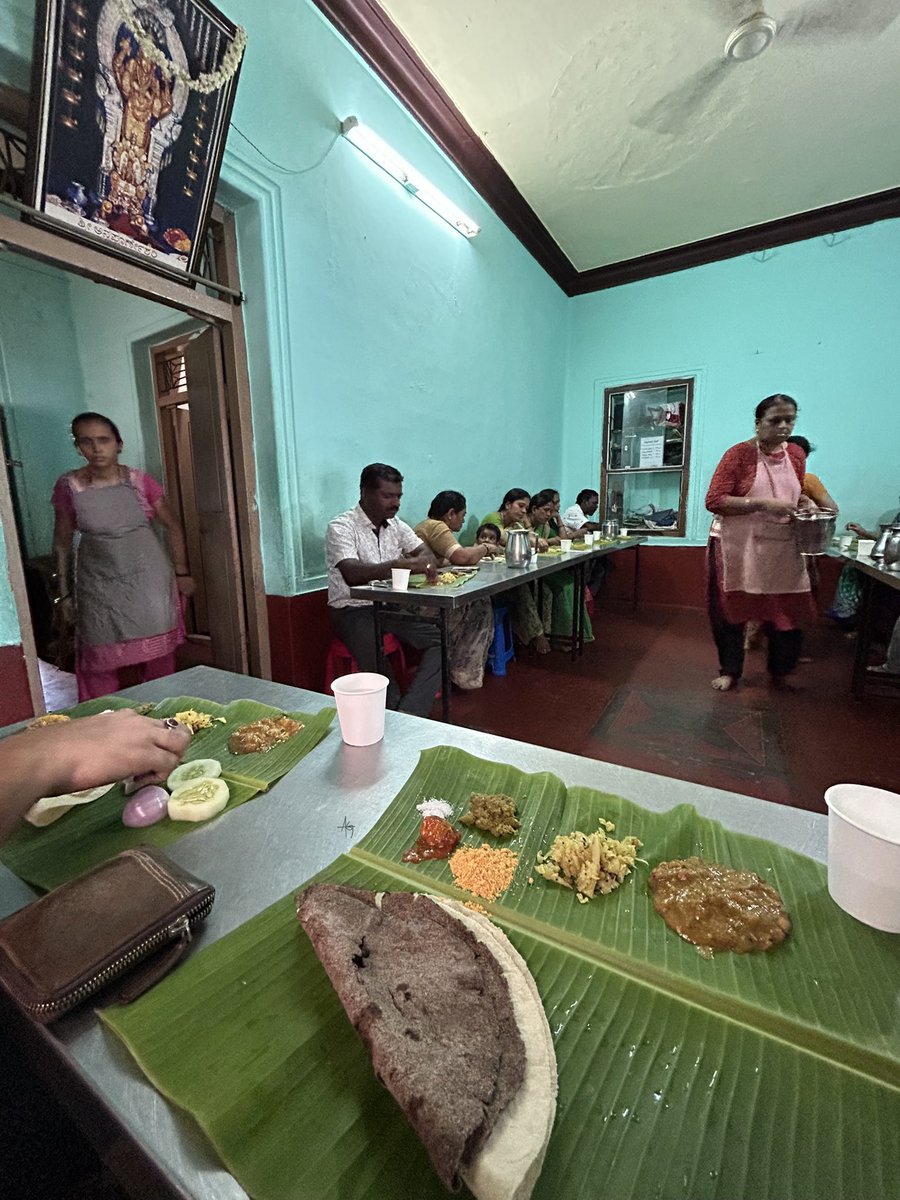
[326,463,442,717]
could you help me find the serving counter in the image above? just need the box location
[0,666,851,1200]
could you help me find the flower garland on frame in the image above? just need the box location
[112,0,247,95]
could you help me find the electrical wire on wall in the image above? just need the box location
[230,125,340,175]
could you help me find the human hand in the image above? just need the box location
[35,710,191,796]
[175,574,196,598]
[537,538,549,552]
[761,498,797,517]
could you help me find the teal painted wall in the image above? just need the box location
[218,0,569,594]
[563,219,900,542]
[0,529,19,645]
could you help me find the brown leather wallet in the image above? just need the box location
[0,845,215,1023]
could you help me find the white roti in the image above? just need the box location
[430,898,558,1200]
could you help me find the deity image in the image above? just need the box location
[95,2,187,240]
[32,0,241,276]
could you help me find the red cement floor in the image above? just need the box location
[445,607,900,814]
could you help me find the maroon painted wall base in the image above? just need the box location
[0,645,35,725]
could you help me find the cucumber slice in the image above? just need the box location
[167,777,230,823]
[166,758,222,791]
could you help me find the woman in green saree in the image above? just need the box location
[527,490,594,646]
[481,488,551,654]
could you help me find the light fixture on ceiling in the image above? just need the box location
[724,12,777,61]
[340,116,480,239]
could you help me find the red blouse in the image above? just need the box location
[705,441,806,513]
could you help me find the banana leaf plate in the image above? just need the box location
[0,696,335,891]
[102,746,899,1200]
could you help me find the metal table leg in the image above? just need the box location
[571,565,581,661]
[439,608,451,723]
[372,602,387,676]
[851,574,875,698]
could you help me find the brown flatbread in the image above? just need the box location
[296,884,557,1198]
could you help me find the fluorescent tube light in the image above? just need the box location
[340,116,480,239]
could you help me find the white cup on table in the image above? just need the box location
[330,673,389,746]
[856,539,875,558]
[839,534,853,551]
[391,568,411,590]
[560,539,572,552]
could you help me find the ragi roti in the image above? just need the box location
[296,884,557,1199]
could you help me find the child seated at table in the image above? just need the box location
[476,523,503,555]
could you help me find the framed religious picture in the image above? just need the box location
[26,0,246,278]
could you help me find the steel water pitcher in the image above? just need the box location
[505,528,530,568]
[871,524,893,563]
[883,524,900,570]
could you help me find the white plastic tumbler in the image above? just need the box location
[391,568,411,591]
[560,539,572,552]
[330,673,389,746]
[824,783,900,932]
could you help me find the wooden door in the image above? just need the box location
[183,328,247,673]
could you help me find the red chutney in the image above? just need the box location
[402,816,460,863]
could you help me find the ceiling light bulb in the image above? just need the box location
[724,13,777,61]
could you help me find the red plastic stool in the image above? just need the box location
[324,633,408,691]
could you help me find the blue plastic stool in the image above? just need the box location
[487,604,515,676]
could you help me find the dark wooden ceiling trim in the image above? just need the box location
[569,188,900,294]
[309,0,577,293]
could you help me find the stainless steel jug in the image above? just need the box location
[601,520,619,538]
[871,523,893,563]
[505,527,530,568]
[883,524,900,570]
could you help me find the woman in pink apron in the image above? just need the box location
[51,412,196,701]
[705,394,816,691]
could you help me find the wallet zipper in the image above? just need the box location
[21,893,214,1018]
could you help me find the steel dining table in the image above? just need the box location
[839,552,900,697]
[0,664,832,1200]
[349,538,645,720]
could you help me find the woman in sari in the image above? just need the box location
[414,490,494,689]
[481,488,551,653]
[526,490,593,646]
[52,412,195,701]
[705,394,815,691]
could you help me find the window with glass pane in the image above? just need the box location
[601,378,693,537]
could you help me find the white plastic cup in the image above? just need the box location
[839,534,853,551]
[856,539,875,558]
[824,783,900,932]
[330,672,389,746]
[560,539,572,552]
[391,568,410,591]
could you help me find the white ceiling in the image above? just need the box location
[376,0,900,272]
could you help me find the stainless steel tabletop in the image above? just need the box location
[0,666,828,1200]
[840,552,900,592]
[349,538,645,609]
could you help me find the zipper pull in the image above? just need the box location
[113,919,192,1006]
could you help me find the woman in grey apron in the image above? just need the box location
[51,412,195,700]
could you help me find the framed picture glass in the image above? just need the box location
[26,0,244,278]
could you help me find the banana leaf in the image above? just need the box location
[102,746,899,1200]
[0,696,334,891]
[409,572,474,589]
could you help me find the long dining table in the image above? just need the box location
[839,551,900,697]
[349,537,645,720]
[0,664,853,1200]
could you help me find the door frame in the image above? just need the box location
[0,203,271,687]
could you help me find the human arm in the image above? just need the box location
[153,497,196,597]
[0,711,191,844]
[802,474,838,513]
[846,522,877,540]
